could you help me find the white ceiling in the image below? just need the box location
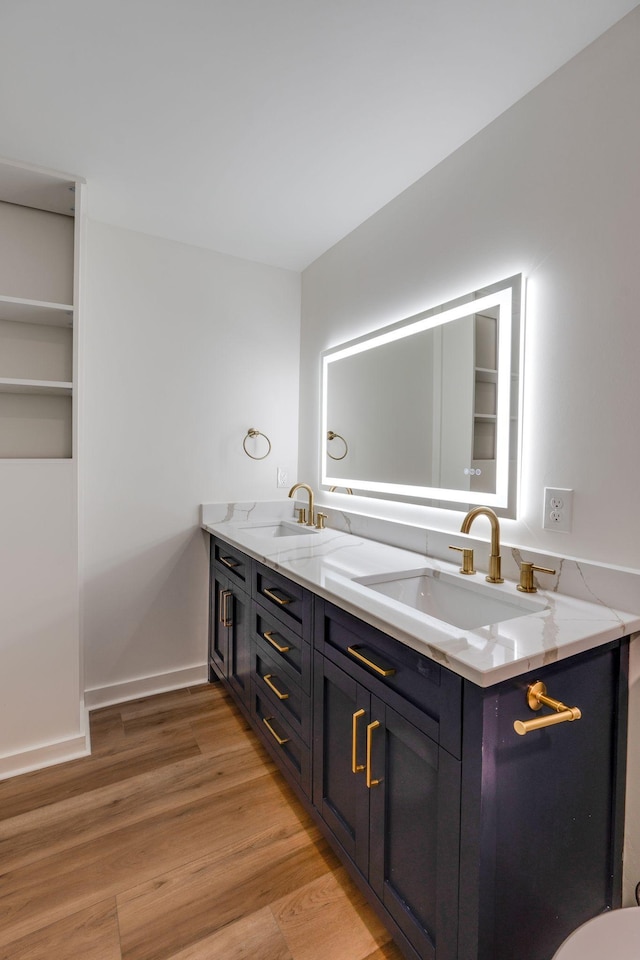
[0,0,636,271]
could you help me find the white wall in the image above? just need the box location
[299,8,640,904]
[0,461,82,777]
[300,7,640,569]
[81,221,300,704]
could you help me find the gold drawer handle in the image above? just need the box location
[263,716,289,745]
[352,708,365,773]
[366,720,381,788]
[263,631,291,653]
[219,556,240,569]
[514,681,582,736]
[263,674,289,700]
[347,646,396,678]
[219,589,233,627]
[262,586,292,606]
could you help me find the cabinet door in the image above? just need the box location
[368,699,460,960]
[210,569,230,677]
[210,568,249,706]
[227,585,250,710]
[313,652,370,877]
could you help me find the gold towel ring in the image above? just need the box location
[327,430,348,460]
[329,486,353,494]
[243,428,272,460]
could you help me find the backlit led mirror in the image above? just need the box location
[321,274,523,517]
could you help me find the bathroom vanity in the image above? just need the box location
[204,513,636,960]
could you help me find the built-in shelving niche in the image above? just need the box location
[0,161,80,459]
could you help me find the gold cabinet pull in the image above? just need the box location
[263,674,289,700]
[347,646,396,678]
[514,681,582,736]
[263,631,290,653]
[219,589,233,627]
[352,709,365,773]
[262,587,292,606]
[219,556,239,569]
[263,716,289,745]
[366,720,381,788]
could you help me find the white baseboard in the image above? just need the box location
[0,728,91,782]
[84,663,208,710]
[0,668,209,782]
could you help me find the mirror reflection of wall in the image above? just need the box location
[326,329,435,486]
[321,274,522,516]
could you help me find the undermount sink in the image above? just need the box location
[241,520,319,538]
[353,566,546,630]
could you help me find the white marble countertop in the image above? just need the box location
[202,503,640,687]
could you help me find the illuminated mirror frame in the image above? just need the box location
[320,274,523,515]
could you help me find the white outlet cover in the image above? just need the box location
[543,487,573,532]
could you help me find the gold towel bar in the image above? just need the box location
[514,681,581,736]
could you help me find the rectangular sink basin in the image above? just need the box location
[353,567,546,630]
[241,520,319,538]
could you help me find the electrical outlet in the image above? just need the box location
[277,466,289,489]
[543,487,573,532]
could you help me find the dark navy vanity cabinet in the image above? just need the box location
[313,600,462,960]
[208,540,251,711]
[249,560,313,795]
[208,535,629,960]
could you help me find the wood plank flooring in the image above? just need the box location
[0,683,405,960]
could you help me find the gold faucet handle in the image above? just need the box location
[517,561,556,593]
[315,512,328,530]
[449,545,476,575]
[295,507,307,524]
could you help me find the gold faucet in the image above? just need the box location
[288,482,316,527]
[460,506,504,583]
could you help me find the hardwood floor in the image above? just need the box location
[0,684,405,960]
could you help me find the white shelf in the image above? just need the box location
[0,377,72,396]
[0,158,80,216]
[474,366,498,383]
[0,294,73,327]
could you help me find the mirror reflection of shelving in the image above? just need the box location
[471,309,498,493]
[0,165,77,458]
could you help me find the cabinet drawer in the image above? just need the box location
[253,562,312,637]
[253,605,311,694]
[316,599,462,758]
[212,537,250,587]
[251,682,311,797]
[252,641,311,744]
